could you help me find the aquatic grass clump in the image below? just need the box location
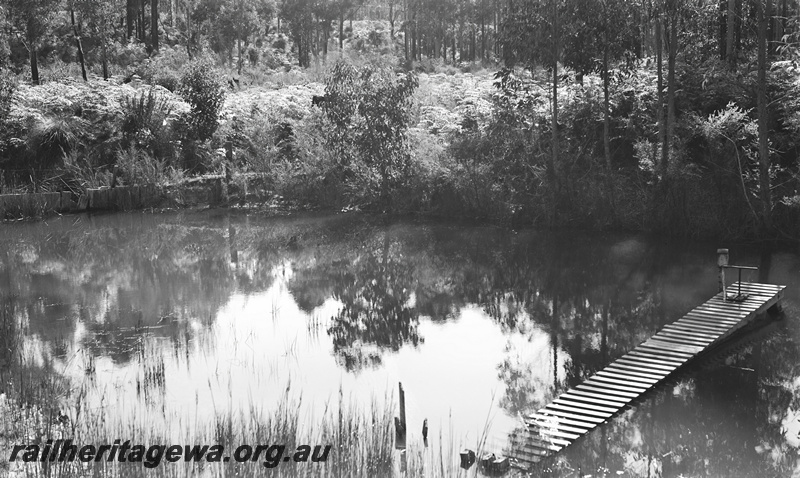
[2,377,482,478]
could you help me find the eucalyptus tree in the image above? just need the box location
[756,0,773,230]
[68,0,88,80]
[647,0,682,180]
[562,0,640,171]
[7,0,59,84]
[500,0,561,220]
[280,0,315,65]
[152,0,159,51]
[76,0,122,79]
[312,0,337,60]
[0,3,9,66]
[223,0,263,71]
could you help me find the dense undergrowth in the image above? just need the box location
[2,21,800,240]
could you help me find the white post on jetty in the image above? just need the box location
[717,248,729,298]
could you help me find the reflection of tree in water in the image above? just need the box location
[0,212,281,366]
[326,234,422,372]
[489,234,664,419]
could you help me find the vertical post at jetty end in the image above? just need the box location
[717,248,729,299]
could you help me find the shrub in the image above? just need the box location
[120,87,176,163]
[0,71,15,121]
[322,59,418,209]
[133,46,190,92]
[116,145,183,186]
[179,60,226,142]
[248,47,260,66]
[58,149,108,188]
[106,40,149,75]
[153,71,181,92]
[25,115,84,170]
[270,110,348,207]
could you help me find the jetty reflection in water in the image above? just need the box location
[1,210,799,476]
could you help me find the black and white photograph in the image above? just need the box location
[1,0,800,476]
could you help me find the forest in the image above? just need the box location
[1,0,800,240]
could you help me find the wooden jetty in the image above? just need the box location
[508,280,785,466]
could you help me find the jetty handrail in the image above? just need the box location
[721,264,759,301]
[716,249,759,302]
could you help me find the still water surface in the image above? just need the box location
[1,210,799,476]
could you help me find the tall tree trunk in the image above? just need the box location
[602,3,611,171]
[471,28,476,61]
[237,37,242,74]
[127,0,136,39]
[138,0,146,44]
[186,0,193,58]
[27,18,39,85]
[404,24,409,61]
[323,26,329,60]
[101,37,109,79]
[641,0,648,57]
[71,8,88,81]
[664,14,677,177]
[657,18,666,177]
[29,48,39,85]
[718,0,725,59]
[771,0,783,53]
[781,0,787,43]
[726,0,736,65]
[389,3,395,38]
[481,19,485,61]
[411,20,417,60]
[551,296,559,392]
[403,0,409,61]
[549,0,559,224]
[339,14,344,50]
[735,0,742,51]
[312,20,319,63]
[757,0,773,231]
[152,0,159,52]
[494,6,499,58]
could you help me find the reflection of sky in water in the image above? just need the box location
[3,210,800,475]
[52,262,569,446]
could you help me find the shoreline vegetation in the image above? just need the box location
[0,387,491,478]
[2,32,800,242]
